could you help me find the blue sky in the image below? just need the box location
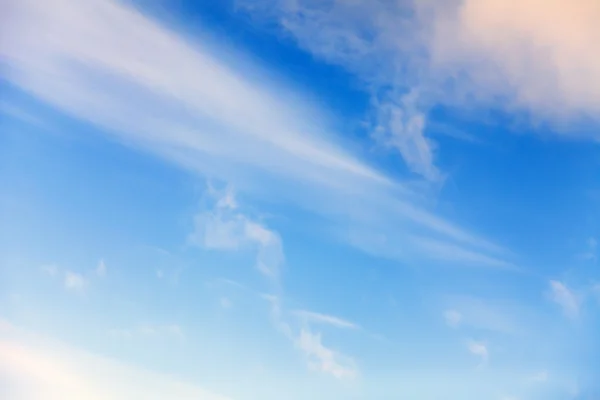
[1,0,600,399]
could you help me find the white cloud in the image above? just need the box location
[63,272,86,292]
[442,296,525,335]
[577,237,597,261]
[0,0,514,269]
[296,329,357,380]
[587,237,597,250]
[41,264,58,277]
[293,310,359,330]
[95,260,106,277]
[371,90,439,180]
[549,280,580,319]
[239,0,600,178]
[189,189,283,279]
[220,297,233,309]
[530,370,548,383]
[410,236,517,269]
[0,322,228,400]
[467,340,488,365]
[443,309,462,328]
[260,296,358,379]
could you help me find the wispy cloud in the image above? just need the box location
[576,237,597,261]
[0,0,513,269]
[467,340,488,366]
[239,0,600,177]
[410,236,517,269]
[41,264,58,277]
[442,296,524,335]
[42,261,107,293]
[529,370,548,383]
[443,309,462,328]
[95,259,107,278]
[548,280,580,319]
[293,310,359,330]
[219,297,233,309]
[189,188,283,280]
[296,329,358,380]
[64,271,87,292]
[193,189,356,379]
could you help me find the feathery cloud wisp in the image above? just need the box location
[239,0,600,177]
[293,310,359,330]
[443,310,462,328]
[64,272,86,292]
[95,260,106,278]
[467,340,488,365]
[0,0,513,269]
[549,280,580,319]
[189,189,283,280]
[296,329,358,380]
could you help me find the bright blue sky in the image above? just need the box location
[2,0,600,399]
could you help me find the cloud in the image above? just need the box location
[410,236,517,269]
[467,340,488,365]
[220,297,233,309]
[442,296,525,335]
[63,272,86,292]
[371,90,439,180]
[0,100,46,128]
[530,370,548,383]
[443,310,462,328]
[0,322,228,400]
[41,264,58,277]
[42,261,107,291]
[95,260,106,277]
[193,190,355,379]
[293,310,359,330]
[239,0,600,178]
[0,0,514,269]
[548,280,580,319]
[576,237,597,261]
[296,329,357,380]
[189,188,284,279]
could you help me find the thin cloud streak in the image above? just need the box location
[293,310,360,330]
[549,280,580,319]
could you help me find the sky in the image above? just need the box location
[1,0,600,399]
